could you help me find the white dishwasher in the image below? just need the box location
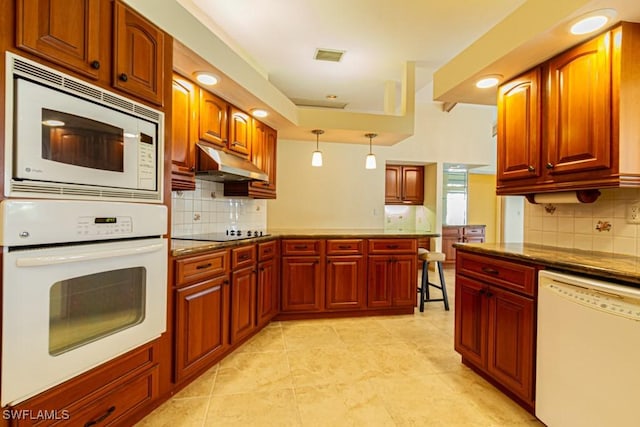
[536,270,640,427]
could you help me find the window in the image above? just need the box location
[443,168,467,225]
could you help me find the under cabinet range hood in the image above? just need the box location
[196,143,268,182]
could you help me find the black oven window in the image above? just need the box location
[49,267,146,356]
[41,109,125,172]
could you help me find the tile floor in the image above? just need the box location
[137,269,542,426]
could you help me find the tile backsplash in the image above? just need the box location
[384,205,433,231]
[523,188,640,256]
[171,179,267,236]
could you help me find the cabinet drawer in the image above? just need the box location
[11,342,158,426]
[368,239,417,254]
[258,240,278,261]
[456,252,537,296]
[175,250,229,286]
[232,244,256,269]
[70,365,159,427]
[463,226,485,236]
[281,239,322,256]
[326,239,363,255]
[443,226,462,237]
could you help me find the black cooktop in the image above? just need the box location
[173,231,269,242]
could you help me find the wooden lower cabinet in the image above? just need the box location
[442,225,485,266]
[367,255,416,308]
[230,265,257,344]
[257,256,279,326]
[175,275,229,382]
[281,256,324,312]
[10,342,159,426]
[454,250,537,411]
[325,255,366,310]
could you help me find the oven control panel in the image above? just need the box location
[76,216,133,237]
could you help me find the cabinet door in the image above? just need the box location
[175,276,229,381]
[16,0,108,80]
[367,256,393,308]
[230,266,257,344]
[385,166,403,204]
[325,256,366,310]
[248,121,277,197]
[391,255,417,307]
[281,257,323,312]
[547,32,612,176]
[487,286,534,403]
[441,235,459,266]
[257,258,279,327]
[497,68,541,183]
[401,166,424,204]
[171,76,197,190]
[454,275,487,368]
[113,2,165,105]
[228,108,251,157]
[199,90,228,147]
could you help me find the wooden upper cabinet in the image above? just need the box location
[385,166,403,203]
[496,22,640,195]
[16,0,110,80]
[171,75,198,190]
[401,166,424,203]
[228,108,251,157]
[497,68,541,185]
[113,1,165,106]
[546,32,612,176]
[385,165,424,205]
[199,89,228,147]
[249,121,277,195]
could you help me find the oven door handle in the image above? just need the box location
[15,243,165,267]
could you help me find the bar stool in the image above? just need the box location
[417,248,450,312]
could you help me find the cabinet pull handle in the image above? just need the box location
[264,248,272,253]
[239,254,250,261]
[84,406,115,427]
[260,182,270,186]
[260,267,265,271]
[338,245,351,249]
[527,165,535,172]
[545,162,554,169]
[386,244,399,249]
[223,279,230,285]
[481,266,499,275]
[485,290,494,298]
[479,288,486,295]
[90,60,101,70]
[293,245,308,249]
[119,73,128,82]
[196,263,213,270]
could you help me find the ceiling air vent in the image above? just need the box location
[314,48,345,62]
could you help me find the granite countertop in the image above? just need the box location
[454,242,640,286]
[172,229,439,257]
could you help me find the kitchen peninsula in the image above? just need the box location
[171,229,438,385]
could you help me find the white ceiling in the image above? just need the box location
[180,0,526,114]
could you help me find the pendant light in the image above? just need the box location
[311,129,324,167]
[365,133,377,169]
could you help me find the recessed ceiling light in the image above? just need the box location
[194,72,219,86]
[42,119,65,127]
[326,94,338,99]
[475,75,502,89]
[569,9,616,35]
[251,109,268,118]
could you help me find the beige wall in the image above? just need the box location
[267,102,496,231]
[467,173,498,243]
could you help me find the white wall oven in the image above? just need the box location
[1,200,168,406]
[4,52,164,203]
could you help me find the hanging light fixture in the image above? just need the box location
[365,133,377,169]
[311,129,324,167]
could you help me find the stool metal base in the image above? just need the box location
[417,259,449,312]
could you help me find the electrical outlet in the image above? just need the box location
[627,202,640,224]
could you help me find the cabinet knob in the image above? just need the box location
[527,165,535,172]
[545,162,554,169]
[119,73,129,82]
[90,60,100,70]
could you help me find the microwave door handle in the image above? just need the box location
[15,243,165,267]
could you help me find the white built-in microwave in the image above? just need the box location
[4,53,164,202]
